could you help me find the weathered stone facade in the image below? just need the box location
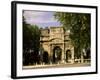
[40,27,74,64]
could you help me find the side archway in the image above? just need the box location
[43,51,49,64]
[65,49,71,63]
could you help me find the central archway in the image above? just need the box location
[53,46,62,63]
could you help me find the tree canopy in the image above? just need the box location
[23,19,40,52]
[54,12,91,58]
[23,17,40,65]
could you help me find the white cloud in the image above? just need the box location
[23,10,58,24]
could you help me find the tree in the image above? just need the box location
[54,12,91,58]
[23,17,40,65]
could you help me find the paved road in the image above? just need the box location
[23,63,91,69]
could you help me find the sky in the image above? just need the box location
[23,10,61,28]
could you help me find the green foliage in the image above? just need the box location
[23,22,40,52]
[55,12,91,58]
[23,16,40,50]
[23,17,40,65]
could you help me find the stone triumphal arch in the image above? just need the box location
[40,27,74,64]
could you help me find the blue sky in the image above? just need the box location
[23,11,61,28]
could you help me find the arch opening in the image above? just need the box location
[43,51,49,64]
[65,49,71,63]
[53,46,62,64]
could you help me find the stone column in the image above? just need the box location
[81,52,84,63]
[71,47,74,64]
[81,49,85,63]
[61,43,65,63]
[50,44,53,64]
